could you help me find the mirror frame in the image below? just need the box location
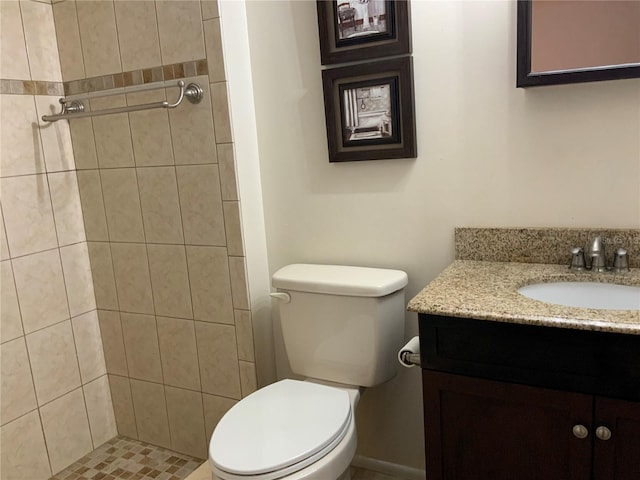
[516,0,640,87]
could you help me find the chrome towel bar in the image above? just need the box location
[42,80,203,122]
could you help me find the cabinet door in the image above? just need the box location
[593,396,640,480]
[422,370,593,480]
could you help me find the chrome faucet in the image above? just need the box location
[569,236,630,272]
[589,236,607,272]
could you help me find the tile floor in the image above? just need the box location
[184,462,411,480]
[50,435,411,480]
[50,436,203,480]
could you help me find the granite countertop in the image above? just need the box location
[407,260,640,335]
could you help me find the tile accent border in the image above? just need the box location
[64,59,209,96]
[0,79,64,96]
[455,227,640,268]
[1,59,208,97]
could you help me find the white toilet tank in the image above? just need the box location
[272,264,408,387]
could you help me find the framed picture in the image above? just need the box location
[322,57,416,162]
[317,0,411,65]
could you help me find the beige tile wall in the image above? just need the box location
[0,1,116,478]
[53,0,257,461]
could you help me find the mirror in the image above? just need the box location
[517,0,640,87]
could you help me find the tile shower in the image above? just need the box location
[0,1,257,478]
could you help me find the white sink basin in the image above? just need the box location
[518,282,640,311]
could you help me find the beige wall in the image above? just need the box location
[0,1,116,478]
[243,0,640,471]
[52,0,257,462]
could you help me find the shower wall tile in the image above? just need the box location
[121,313,162,383]
[60,242,96,317]
[77,170,109,241]
[40,388,93,474]
[137,167,184,244]
[108,374,138,439]
[157,316,200,391]
[165,386,207,458]
[42,2,257,465]
[201,0,219,21]
[0,261,23,343]
[71,311,107,383]
[0,209,9,261]
[26,320,81,406]
[234,310,254,363]
[223,201,243,256]
[0,95,44,177]
[210,81,233,143]
[21,0,63,81]
[239,360,257,398]
[111,243,154,314]
[202,393,236,440]
[168,77,217,165]
[195,321,241,399]
[100,168,145,243]
[34,96,75,172]
[186,246,233,325]
[76,0,122,77]
[87,242,119,310]
[91,96,134,169]
[53,0,86,81]
[130,379,171,448]
[0,175,57,257]
[156,0,205,65]
[114,0,161,72]
[0,1,31,80]
[228,256,249,310]
[176,165,225,246]
[12,248,70,333]
[147,245,193,319]
[49,171,86,246]
[0,410,52,480]
[128,90,174,167]
[217,143,238,201]
[97,310,128,377]
[83,375,117,447]
[69,118,98,170]
[204,18,225,82]
[0,337,37,425]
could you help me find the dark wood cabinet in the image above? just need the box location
[593,397,640,480]
[419,315,640,480]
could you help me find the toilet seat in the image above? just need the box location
[210,379,352,480]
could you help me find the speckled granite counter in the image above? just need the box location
[407,260,640,335]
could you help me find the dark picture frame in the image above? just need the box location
[322,57,416,162]
[317,0,411,65]
[516,0,640,87]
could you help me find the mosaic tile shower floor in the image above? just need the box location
[50,436,204,480]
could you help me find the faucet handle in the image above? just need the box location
[569,247,586,271]
[612,248,630,273]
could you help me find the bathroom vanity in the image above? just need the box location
[409,256,640,480]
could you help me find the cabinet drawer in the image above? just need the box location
[418,315,640,401]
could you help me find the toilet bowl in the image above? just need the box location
[208,264,407,480]
[209,379,360,480]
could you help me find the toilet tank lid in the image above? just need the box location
[272,264,408,297]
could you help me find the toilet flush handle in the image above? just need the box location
[269,292,291,303]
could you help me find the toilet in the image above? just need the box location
[208,264,408,480]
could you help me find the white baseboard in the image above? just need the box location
[352,455,426,480]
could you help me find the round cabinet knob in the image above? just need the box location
[572,424,589,439]
[596,426,612,441]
